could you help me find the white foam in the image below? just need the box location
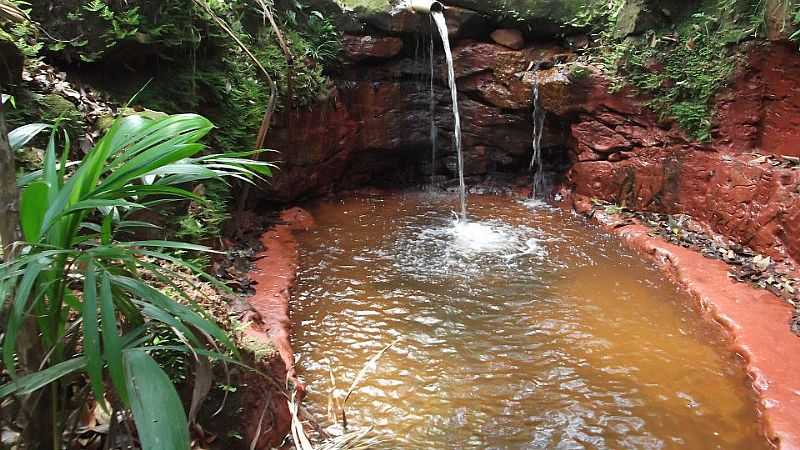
[441,218,545,258]
[451,220,512,253]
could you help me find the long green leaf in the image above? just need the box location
[99,272,127,405]
[42,132,59,203]
[111,276,234,353]
[9,123,49,151]
[82,262,106,410]
[20,181,49,241]
[123,240,218,253]
[123,350,190,450]
[0,357,86,398]
[134,300,201,347]
[116,221,161,231]
[62,199,144,215]
[97,142,205,193]
[101,185,203,203]
[3,257,46,377]
[16,161,80,188]
[107,114,211,166]
[146,163,220,180]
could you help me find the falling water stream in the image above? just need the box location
[432,11,467,219]
[293,193,769,450]
[429,24,438,185]
[529,69,546,198]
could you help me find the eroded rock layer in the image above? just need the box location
[555,43,800,265]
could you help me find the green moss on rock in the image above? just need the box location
[446,0,596,26]
[6,91,83,144]
[36,94,82,135]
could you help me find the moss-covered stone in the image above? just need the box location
[445,0,591,27]
[7,91,82,136]
[614,0,699,37]
[337,0,396,12]
[36,94,82,131]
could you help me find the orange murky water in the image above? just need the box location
[292,193,768,450]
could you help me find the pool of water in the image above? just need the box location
[292,193,767,449]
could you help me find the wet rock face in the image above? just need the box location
[557,42,800,264]
[264,37,569,202]
[264,5,800,267]
[570,149,800,264]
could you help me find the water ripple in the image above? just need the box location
[292,193,766,450]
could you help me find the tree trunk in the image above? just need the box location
[0,100,19,260]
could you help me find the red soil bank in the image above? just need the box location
[242,207,315,449]
[586,209,800,450]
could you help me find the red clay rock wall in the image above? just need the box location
[555,43,800,265]
[715,42,800,156]
[262,24,800,269]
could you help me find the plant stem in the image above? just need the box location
[51,382,60,450]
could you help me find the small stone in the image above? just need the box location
[490,29,525,50]
[342,35,403,62]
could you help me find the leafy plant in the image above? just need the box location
[591,0,767,141]
[0,112,273,450]
[565,0,623,30]
[302,10,342,66]
[172,180,231,269]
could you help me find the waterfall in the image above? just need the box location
[432,11,467,219]
[529,69,545,198]
[429,25,438,186]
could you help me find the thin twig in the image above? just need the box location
[190,0,279,231]
[341,338,401,429]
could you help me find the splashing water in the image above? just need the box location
[447,218,543,255]
[432,11,466,219]
[529,68,546,198]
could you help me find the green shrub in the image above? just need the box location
[0,112,273,450]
